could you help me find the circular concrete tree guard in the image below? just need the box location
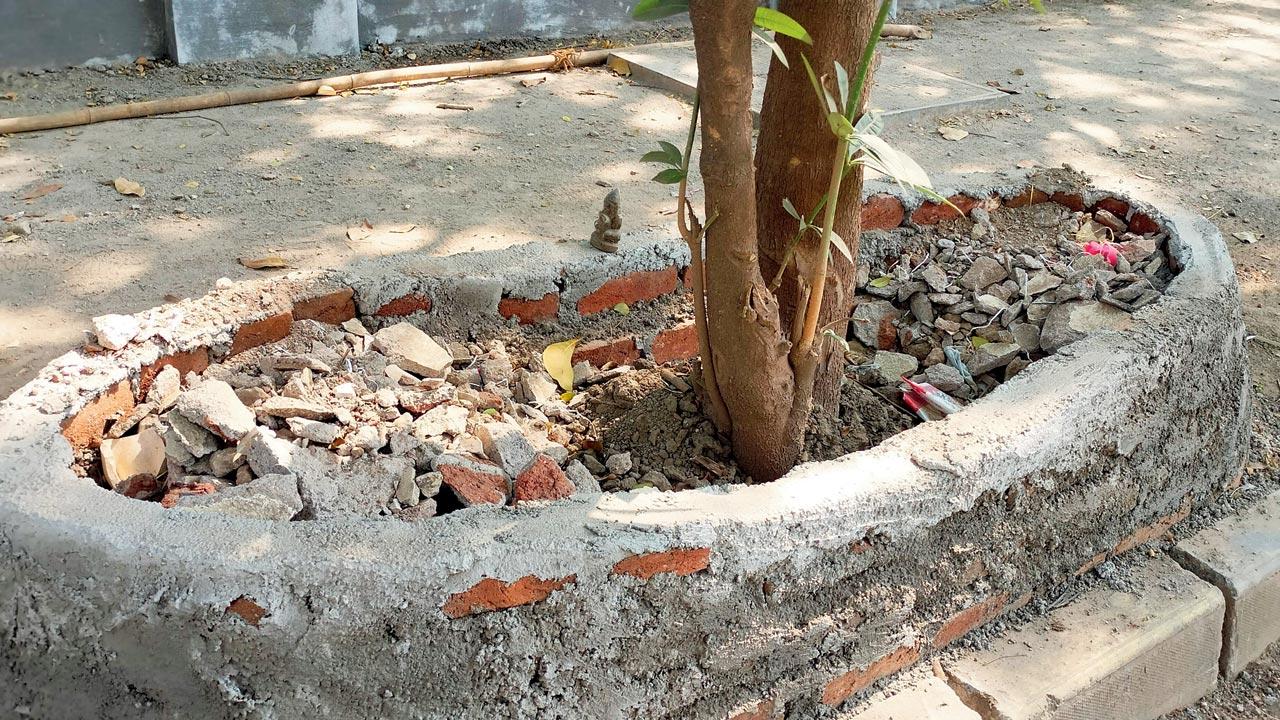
[0,173,1250,719]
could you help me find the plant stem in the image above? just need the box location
[793,135,850,361]
[848,0,893,115]
[676,94,731,433]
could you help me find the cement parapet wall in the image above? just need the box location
[0,173,1251,718]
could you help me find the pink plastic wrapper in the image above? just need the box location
[1083,241,1120,267]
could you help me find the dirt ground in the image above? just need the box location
[1162,641,1280,719]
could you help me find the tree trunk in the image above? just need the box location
[755,0,880,415]
[690,0,800,483]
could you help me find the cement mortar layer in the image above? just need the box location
[0,172,1251,719]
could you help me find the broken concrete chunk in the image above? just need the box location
[208,446,246,478]
[476,421,538,478]
[372,322,453,378]
[294,448,411,519]
[92,313,141,350]
[1040,301,1135,354]
[851,300,902,350]
[923,363,964,393]
[240,427,296,477]
[259,396,336,421]
[100,426,166,489]
[919,263,949,292]
[514,368,560,405]
[286,417,341,445]
[564,460,602,494]
[605,452,633,475]
[1011,322,1042,353]
[162,410,221,459]
[412,404,469,438]
[146,365,183,410]
[347,425,385,453]
[958,256,1008,290]
[395,472,420,507]
[858,351,919,387]
[175,474,303,521]
[175,380,256,441]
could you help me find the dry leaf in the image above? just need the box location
[520,76,547,88]
[543,338,580,392]
[1,92,16,101]
[184,180,200,189]
[19,182,62,201]
[316,85,338,96]
[1,233,20,244]
[112,177,145,197]
[387,224,417,233]
[613,302,630,315]
[238,256,289,270]
[1233,231,1258,244]
[868,276,893,288]
[1016,159,1036,169]
[938,126,969,141]
[61,214,77,222]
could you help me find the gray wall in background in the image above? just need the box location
[0,0,167,70]
[355,0,637,45]
[165,0,361,64]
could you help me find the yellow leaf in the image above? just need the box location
[112,177,145,197]
[613,302,630,315]
[971,336,989,348]
[560,115,573,122]
[560,391,575,402]
[238,256,289,270]
[184,180,200,189]
[543,338,580,392]
[868,275,893,288]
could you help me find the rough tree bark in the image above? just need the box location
[756,0,880,416]
[690,0,877,481]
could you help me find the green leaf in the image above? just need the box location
[971,336,989,348]
[753,27,790,69]
[641,149,673,164]
[752,7,812,43]
[631,0,689,21]
[782,197,801,221]
[854,110,884,137]
[834,61,850,112]
[828,229,853,263]
[868,275,893,288]
[652,168,685,184]
[658,140,683,166]
[801,54,837,114]
[827,112,854,139]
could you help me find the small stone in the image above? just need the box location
[1040,301,1134,353]
[235,464,254,486]
[240,427,296,476]
[208,446,246,477]
[333,382,357,399]
[373,322,453,378]
[1093,208,1127,234]
[1116,236,1157,262]
[851,300,902,350]
[413,404,469,438]
[859,351,919,386]
[1011,322,1042,352]
[1110,283,1147,303]
[934,318,962,335]
[1024,271,1063,297]
[175,380,256,441]
[374,388,398,409]
[100,426,166,489]
[341,318,369,337]
[966,342,1020,375]
[919,263,949,292]
[958,256,1008,290]
[395,472,420,507]
[146,365,183,410]
[564,460,602,494]
[974,294,1010,316]
[92,313,141,350]
[909,292,935,325]
[286,417,341,445]
[176,474,303,521]
[259,396,336,421]
[512,454,575,504]
[515,368,559,405]
[928,292,963,306]
[924,363,964,392]
[582,453,606,474]
[605,452,633,475]
[476,421,538,478]
[637,470,672,491]
[235,386,271,407]
[415,471,444,498]
[397,499,438,522]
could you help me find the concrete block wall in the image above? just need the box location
[165,0,361,64]
[0,0,168,70]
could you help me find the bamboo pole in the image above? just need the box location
[881,23,932,39]
[0,48,613,135]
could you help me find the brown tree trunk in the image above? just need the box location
[690,0,800,483]
[755,0,880,415]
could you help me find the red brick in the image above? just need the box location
[138,347,209,398]
[1112,496,1191,556]
[572,336,639,368]
[821,643,921,706]
[375,293,433,317]
[910,194,983,225]
[1005,186,1050,208]
[61,380,135,451]
[226,595,268,626]
[613,548,711,580]
[651,322,698,364]
[1075,550,1109,577]
[499,292,560,325]
[439,461,507,507]
[1128,212,1161,235]
[860,194,906,230]
[577,266,678,315]
[1050,191,1086,212]
[512,454,575,504]
[442,574,576,618]
[292,288,356,325]
[1093,196,1130,218]
[933,593,1010,649]
[229,312,292,357]
[727,699,777,720]
[681,265,697,289]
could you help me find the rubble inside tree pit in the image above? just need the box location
[82,198,1176,521]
